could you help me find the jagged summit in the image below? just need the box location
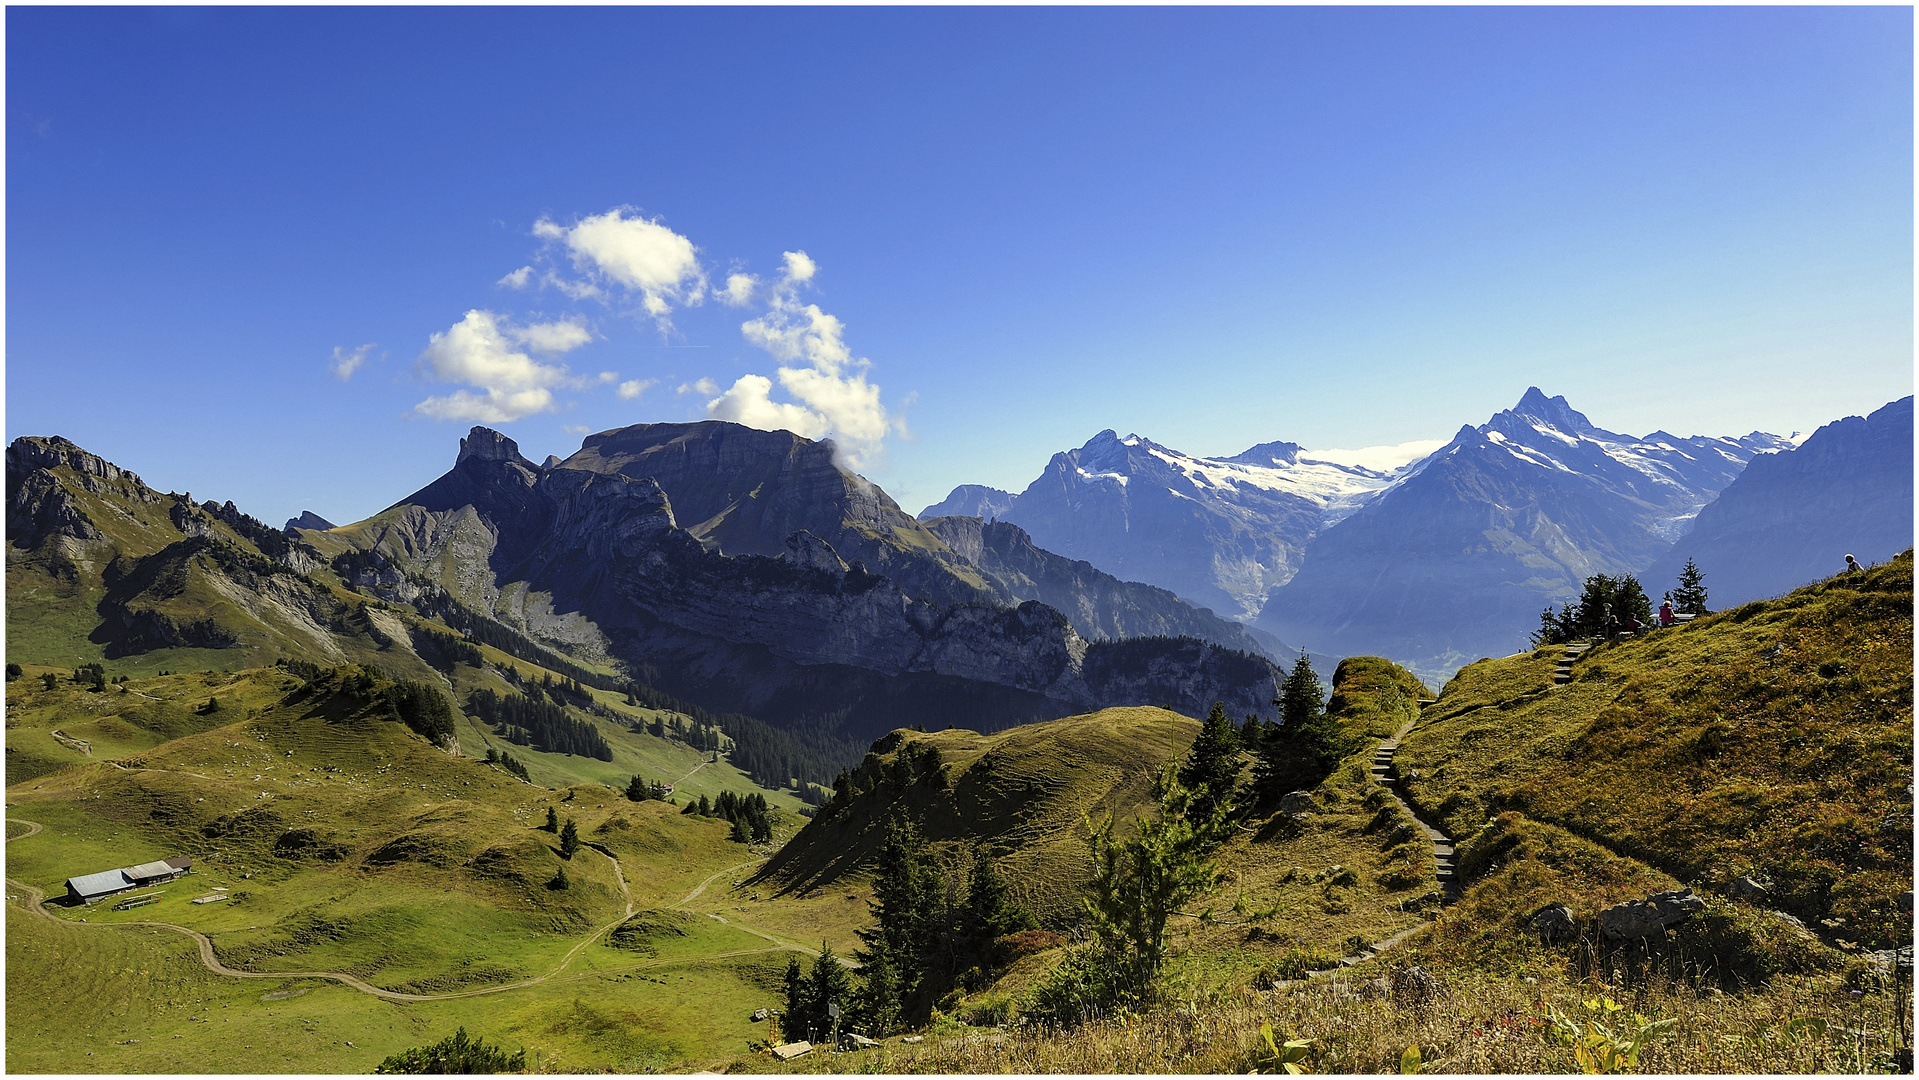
[284,510,335,533]
[1509,386,1598,435]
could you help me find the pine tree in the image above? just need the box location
[729,816,750,843]
[1671,557,1709,615]
[1083,762,1227,996]
[782,954,810,1040]
[1258,654,1340,797]
[1177,701,1242,825]
[626,774,649,802]
[959,850,1035,973]
[806,943,855,1045]
[544,806,558,833]
[559,818,580,859]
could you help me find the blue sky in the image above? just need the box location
[7,6,1911,526]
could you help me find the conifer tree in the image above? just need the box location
[1083,762,1227,996]
[559,818,580,859]
[544,806,558,833]
[1258,653,1340,796]
[782,955,809,1039]
[805,944,855,1044]
[1177,701,1242,825]
[1670,557,1709,615]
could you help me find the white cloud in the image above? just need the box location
[534,209,706,326]
[720,272,758,307]
[331,343,376,381]
[618,378,658,400]
[497,266,533,289]
[678,377,719,396]
[412,309,593,423]
[702,251,901,467]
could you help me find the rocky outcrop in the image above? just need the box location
[1598,889,1705,941]
[285,510,335,532]
[1528,902,1575,944]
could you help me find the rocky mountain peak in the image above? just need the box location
[1507,387,1598,436]
[1222,440,1303,467]
[284,510,335,533]
[457,427,532,467]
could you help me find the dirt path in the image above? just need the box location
[677,859,762,906]
[4,817,646,1004]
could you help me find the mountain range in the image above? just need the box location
[6,423,1287,786]
[925,387,1910,685]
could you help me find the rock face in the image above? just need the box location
[921,516,1283,657]
[1727,876,1770,902]
[284,510,335,533]
[977,429,1417,621]
[1260,389,1789,683]
[1640,396,1913,608]
[1597,889,1705,941]
[1279,790,1317,815]
[332,423,1286,741]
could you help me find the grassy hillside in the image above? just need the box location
[1400,551,1913,948]
[4,658,829,1072]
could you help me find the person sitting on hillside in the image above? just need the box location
[1846,553,1865,575]
[1658,600,1675,628]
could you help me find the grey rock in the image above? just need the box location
[1868,946,1913,977]
[750,1008,770,1022]
[1771,910,1809,931]
[1279,790,1318,815]
[1727,876,1769,902]
[284,510,335,532]
[919,484,1017,521]
[1528,902,1576,944]
[1598,889,1705,941]
[1392,965,1445,1004]
[846,1033,880,1050]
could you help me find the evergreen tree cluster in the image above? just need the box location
[638,712,727,754]
[781,947,856,1047]
[382,679,457,744]
[681,790,774,843]
[412,627,484,675]
[849,822,1037,1033]
[484,745,530,781]
[467,688,613,761]
[817,741,948,820]
[1177,702,1242,823]
[625,775,670,801]
[1532,572,1658,647]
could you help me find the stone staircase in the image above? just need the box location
[1552,640,1593,686]
[1369,727,1458,902]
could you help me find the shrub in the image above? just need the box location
[375,1027,525,1074]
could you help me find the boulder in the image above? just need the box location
[1392,965,1444,1004]
[1598,889,1705,941]
[1527,902,1576,944]
[769,1042,812,1061]
[1727,876,1769,902]
[750,1008,771,1022]
[1279,791,1317,815]
[1771,910,1809,931]
[1868,946,1914,978]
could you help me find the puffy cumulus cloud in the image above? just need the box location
[720,272,758,307]
[677,377,719,396]
[618,378,657,400]
[703,252,902,468]
[497,266,533,289]
[412,310,594,423]
[331,343,376,380]
[533,209,706,325]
